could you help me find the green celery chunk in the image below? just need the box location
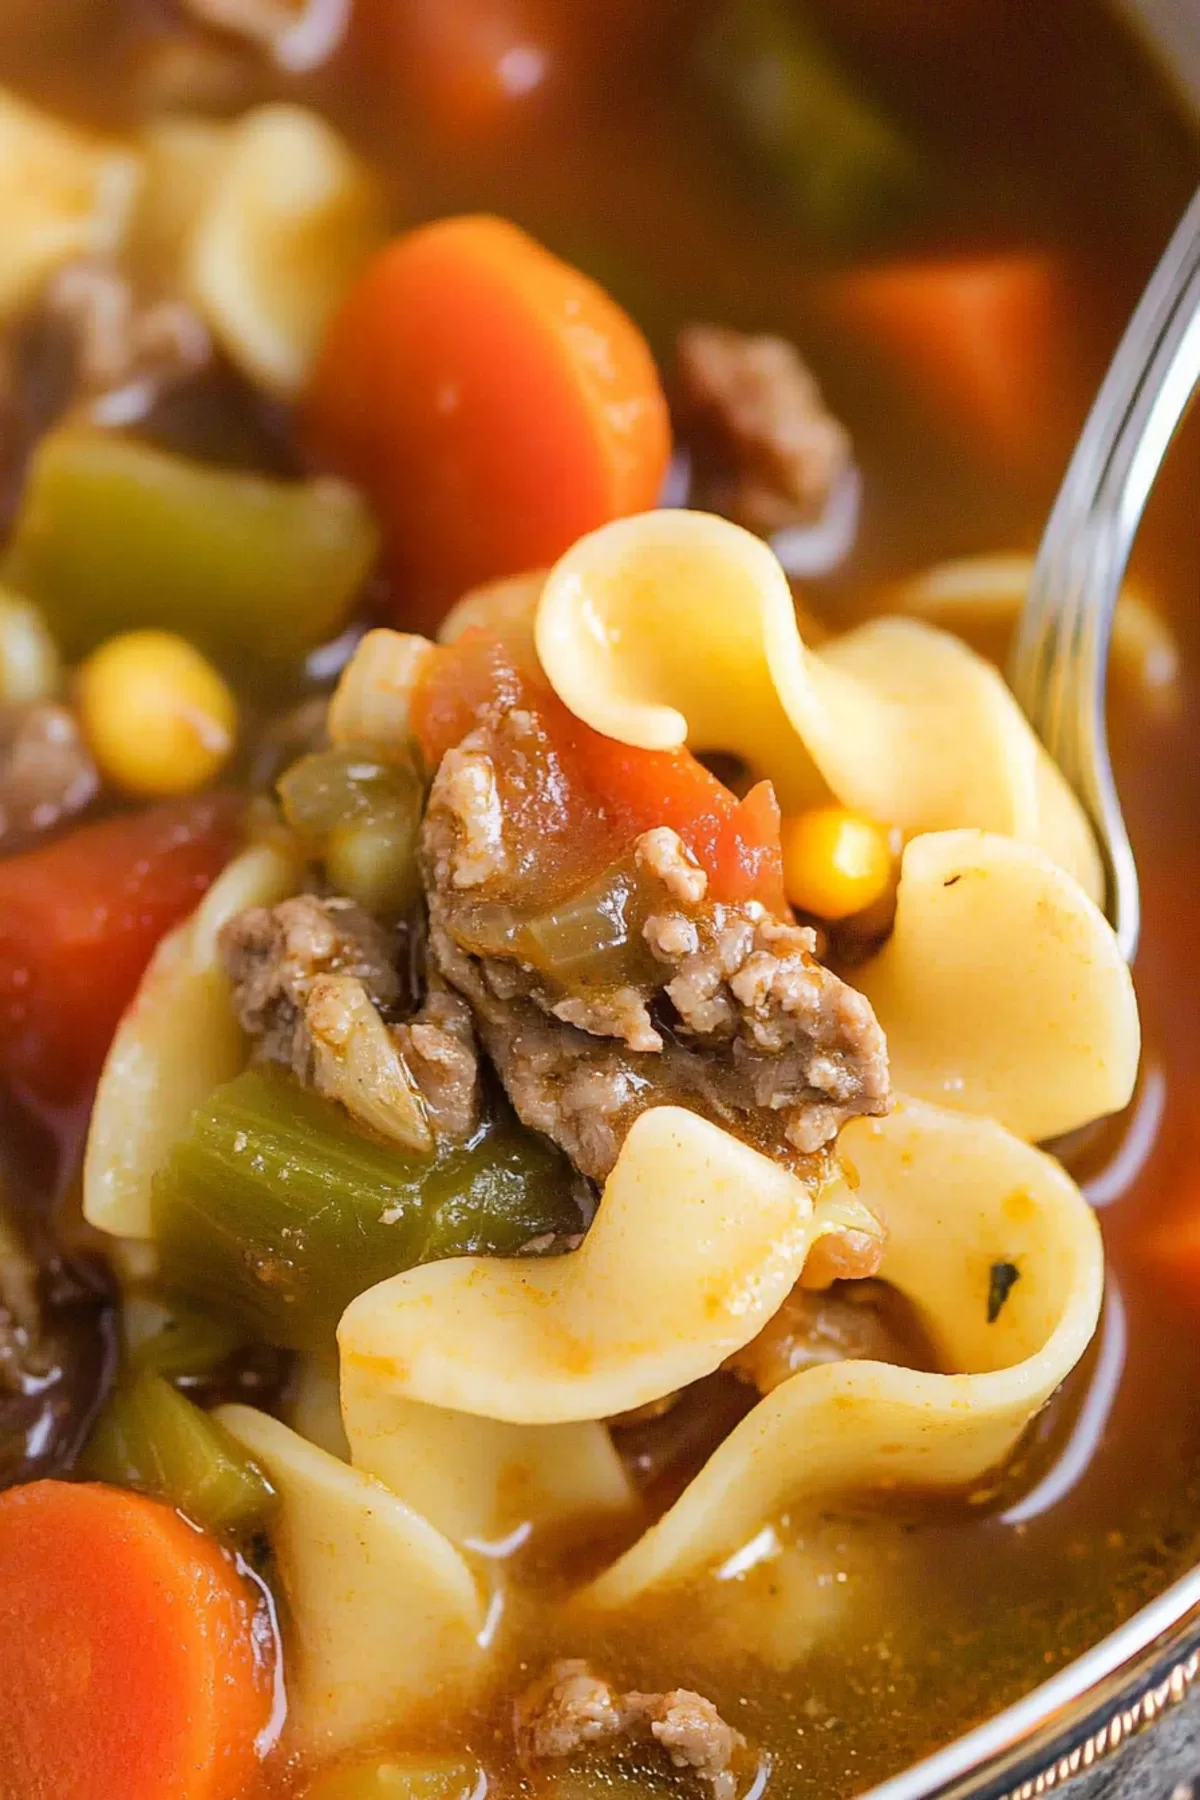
[3,428,379,661]
[304,1755,484,1800]
[279,746,424,917]
[81,1368,276,1536]
[125,1297,247,1382]
[152,1066,584,1352]
[696,0,922,242]
[454,860,658,993]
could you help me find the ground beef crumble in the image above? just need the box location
[220,894,481,1143]
[0,701,99,852]
[421,716,889,1185]
[676,323,852,536]
[515,1659,749,1800]
[725,1278,941,1394]
[220,893,400,1078]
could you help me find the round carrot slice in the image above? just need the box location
[305,214,672,630]
[0,1481,272,1800]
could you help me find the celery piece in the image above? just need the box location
[279,746,424,917]
[304,1755,484,1800]
[696,0,922,243]
[127,1299,247,1382]
[81,1368,276,1535]
[454,860,658,993]
[2,428,380,661]
[153,1067,583,1352]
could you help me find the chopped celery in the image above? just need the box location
[696,0,922,243]
[153,1067,583,1352]
[125,1297,247,1382]
[304,1755,484,1800]
[454,860,658,992]
[81,1368,276,1536]
[523,861,656,987]
[2,428,379,661]
[279,746,424,916]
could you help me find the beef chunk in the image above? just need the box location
[725,1278,941,1394]
[221,893,400,1078]
[677,324,851,535]
[0,702,99,852]
[515,1660,748,1800]
[422,721,889,1184]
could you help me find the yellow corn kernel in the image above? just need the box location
[77,629,236,797]
[781,805,893,921]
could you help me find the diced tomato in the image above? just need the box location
[414,632,786,912]
[0,796,241,1109]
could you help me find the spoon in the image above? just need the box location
[1009,187,1200,963]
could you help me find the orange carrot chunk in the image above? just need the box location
[0,1481,272,1800]
[305,215,672,632]
[819,253,1073,474]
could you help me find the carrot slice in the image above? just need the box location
[819,253,1073,473]
[305,215,672,632]
[0,795,240,1109]
[0,1481,272,1800]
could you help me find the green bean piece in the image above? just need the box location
[279,746,424,917]
[304,1755,485,1800]
[695,0,922,242]
[152,1067,584,1352]
[81,1368,276,1536]
[2,428,380,661]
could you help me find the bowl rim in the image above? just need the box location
[858,1560,1200,1798]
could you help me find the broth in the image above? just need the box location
[0,4,1197,1797]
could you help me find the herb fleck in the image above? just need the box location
[987,1261,1020,1323]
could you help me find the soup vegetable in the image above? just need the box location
[0,4,1196,1799]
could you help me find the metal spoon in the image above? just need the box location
[1009,187,1200,963]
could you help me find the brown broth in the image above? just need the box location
[1,4,1199,1797]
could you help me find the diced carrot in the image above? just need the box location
[305,216,672,633]
[413,631,787,911]
[0,795,240,1108]
[818,253,1073,473]
[0,1481,271,1800]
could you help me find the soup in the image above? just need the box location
[0,5,1196,1799]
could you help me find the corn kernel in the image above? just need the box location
[77,629,236,797]
[781,805,893,922]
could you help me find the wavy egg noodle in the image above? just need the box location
[338,1105,881,1425]
[535,509,1102,900]
[584,1099,1103,1610]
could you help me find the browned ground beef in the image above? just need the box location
[725,1278,941,1393]
[422,724,889,1183]
[391,980,481,1141]
[44,261,211,410]
[0,702,98,852]
[676,323,852,534]
[220,893,401,1078]
[221,895,482,1142]
[515,1659,748,1800]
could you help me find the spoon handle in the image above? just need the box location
[1010,186,1200,962]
